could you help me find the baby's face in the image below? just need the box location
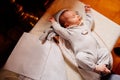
[60,10,82,27]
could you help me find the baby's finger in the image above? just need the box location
[49,17,52,20]
[105,68,111,74]
[85,5,91,8]
[48,17,53,21]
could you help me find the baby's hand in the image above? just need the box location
[84,5,91,13]
[95,64,111,74]
[49,17,56,23]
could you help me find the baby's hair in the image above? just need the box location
[59,10,68,27]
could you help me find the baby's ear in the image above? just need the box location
[64,23,69,27]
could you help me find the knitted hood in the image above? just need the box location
[54,9,67,24]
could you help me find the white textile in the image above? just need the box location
[4,32,67,80]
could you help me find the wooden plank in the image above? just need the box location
[80,0,120,25]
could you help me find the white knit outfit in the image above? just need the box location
[51,10,113,80]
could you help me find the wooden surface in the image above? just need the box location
[80,0,120,25]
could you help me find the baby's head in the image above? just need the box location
[55,9,82,28]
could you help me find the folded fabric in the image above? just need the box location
[4,32,67,80]
[39,27,56,44]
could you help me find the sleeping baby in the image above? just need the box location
[49,5,113,80]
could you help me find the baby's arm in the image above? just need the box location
[84,5,94,31]
[49,17,71,40]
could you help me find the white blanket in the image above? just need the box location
[4,32,67,80]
